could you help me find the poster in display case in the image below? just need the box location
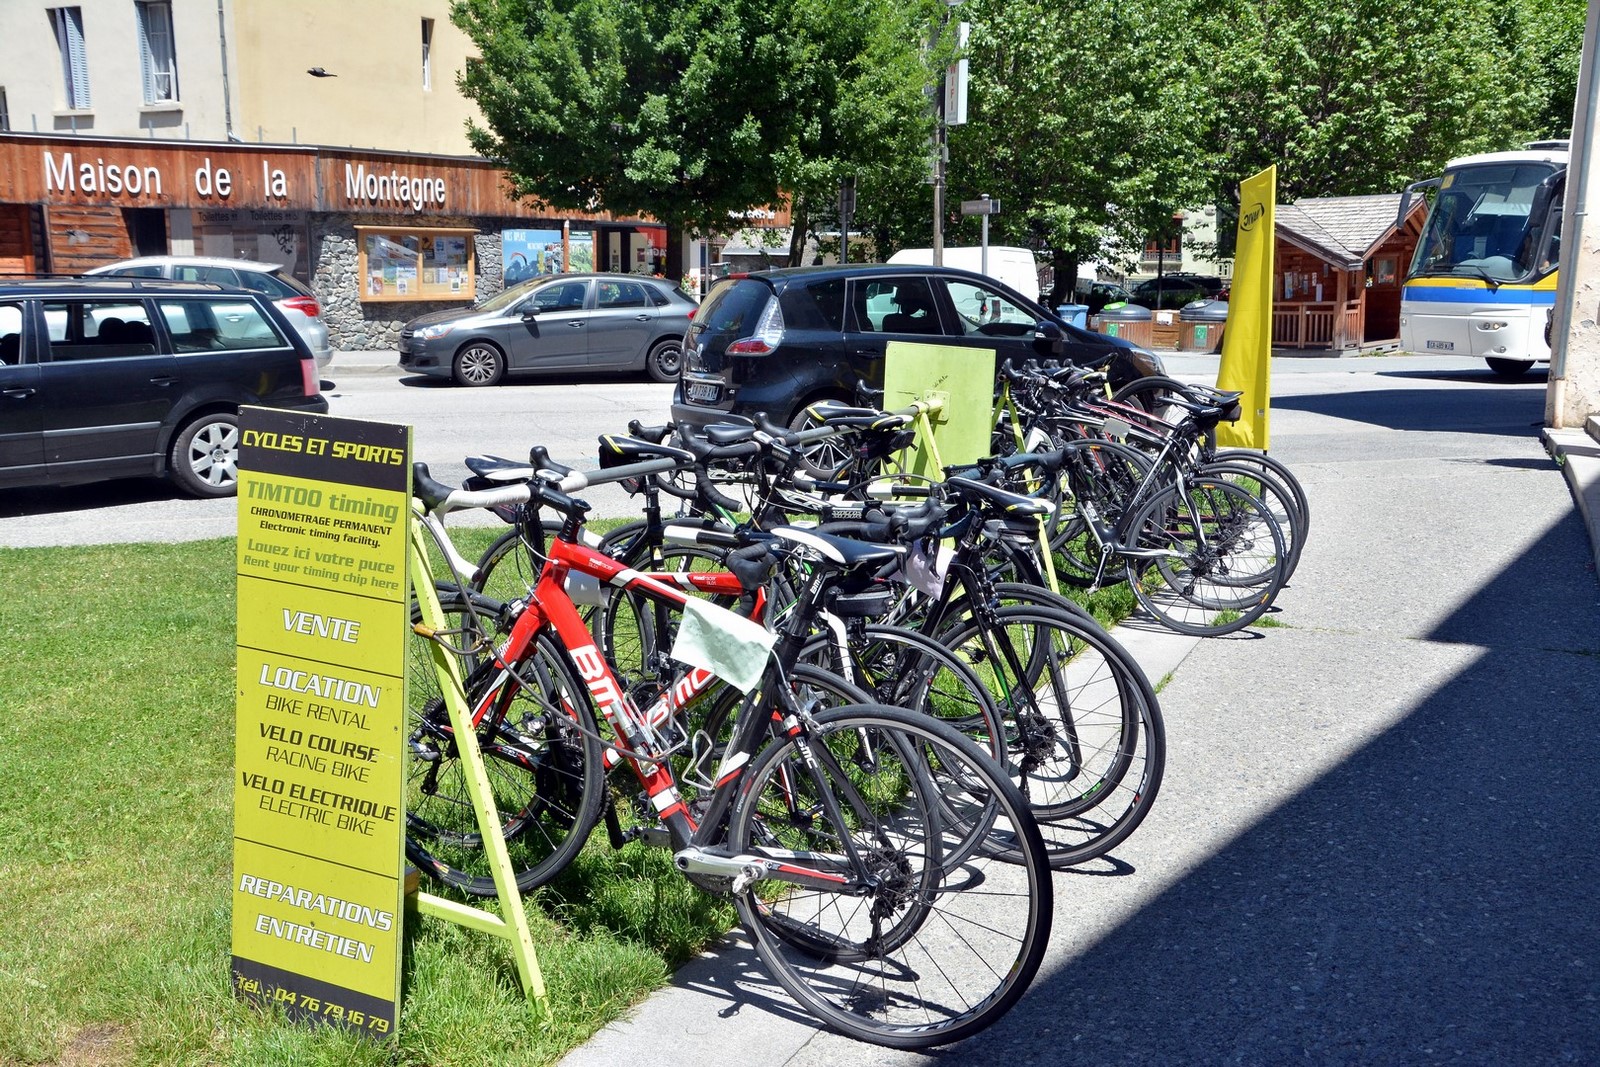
[356,226,475,302]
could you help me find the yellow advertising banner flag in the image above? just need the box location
[1216,165,1277,449]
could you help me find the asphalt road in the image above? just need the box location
[0,362,676,547]
[0,348,1551,549]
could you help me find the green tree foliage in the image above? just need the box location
[943,0,1219,293]
[451,0,940,261]
[450,0,1584,279]
[1205,0,1587,207]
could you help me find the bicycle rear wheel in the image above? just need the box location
[937,605,1164,865]
[1125,479,1287,636]
[729,704,1052,1049]
[405,592,605,896]
[1200,459,1305,581]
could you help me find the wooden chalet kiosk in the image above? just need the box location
[1271,193,1426,351]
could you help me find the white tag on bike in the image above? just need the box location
[903,539,953,598]
[671,597,776,694]
[1101,416,1131,441]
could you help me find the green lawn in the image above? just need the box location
[0,531,1132,1066]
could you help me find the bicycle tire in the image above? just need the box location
[1125,479,1287,636]
[1200,459,1305,581]
[728,703,1052,1049]
[405,590,606,896]
[1210,448,1310,545]
[936,604,1164,865]
[1110,373,1197,423]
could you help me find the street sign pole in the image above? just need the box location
[959,195,999,277]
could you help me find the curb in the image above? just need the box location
[1543,421,1600,568]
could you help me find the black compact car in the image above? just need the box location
[0,276,329,497]
[1127,273,1226,310]
[672,264,1165,432]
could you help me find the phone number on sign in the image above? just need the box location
[234,972,392,1035]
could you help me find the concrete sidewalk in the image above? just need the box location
[556,361,1600,1064]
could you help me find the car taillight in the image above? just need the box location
[281,295,321,318]
[301,355,320,397]
[725,296,783,356]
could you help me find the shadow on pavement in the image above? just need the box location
[0,477,181,519]
[958,514,1600,1063]
[1274,382,1548,436]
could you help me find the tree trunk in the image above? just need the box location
[1047,248,1079,309]
[788,198,810,267]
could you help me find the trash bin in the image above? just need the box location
[1178,299,1229,353]
[1094,302,1154,348]
[1055,303,1089,329]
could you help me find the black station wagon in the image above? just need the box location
[0,277,329,497]
[671,264,1165,433]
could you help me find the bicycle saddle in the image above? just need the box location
[598,433,694,466]
[464,454,534,482]
[944,476,1054,520]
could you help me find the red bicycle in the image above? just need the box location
[405,459,1055,1048]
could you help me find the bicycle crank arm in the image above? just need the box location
[674,847,862,894]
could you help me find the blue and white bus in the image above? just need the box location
[1397,141,1567,377]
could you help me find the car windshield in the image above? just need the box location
[477,278,546,313]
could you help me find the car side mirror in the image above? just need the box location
[1032,319,1064,356]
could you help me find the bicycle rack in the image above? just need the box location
[407,503,550,1020]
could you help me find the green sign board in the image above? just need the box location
[882,340,997,478]
[231,409,411,1038]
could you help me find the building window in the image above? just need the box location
[135,1,178,104]
[421,18,433,90]
[0,88,9,131]
[50,7,91,110]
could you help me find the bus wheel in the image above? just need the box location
[1486,358,1533,378]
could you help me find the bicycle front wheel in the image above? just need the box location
[729,704,1052,1049]
[406,592,606,896]
[938,605,1164,865]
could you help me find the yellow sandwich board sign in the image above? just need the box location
[231,408,410,1038]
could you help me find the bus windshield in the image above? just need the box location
[1408,161,1561,284]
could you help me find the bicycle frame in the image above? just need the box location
[466,516,865,894]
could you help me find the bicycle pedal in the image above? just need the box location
[624,826,671,848]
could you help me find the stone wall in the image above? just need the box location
[309,214,509,351]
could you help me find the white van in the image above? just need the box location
[885,246,1041,302]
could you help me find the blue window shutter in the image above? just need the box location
[51,8,90,109]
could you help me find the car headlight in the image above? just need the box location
[1130,344,1165,376]
[417,323,454,340]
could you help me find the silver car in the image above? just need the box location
[398,273,697,386]
[85,256,334,371]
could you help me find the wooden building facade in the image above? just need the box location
[1271,194,1426,351]
[0,133,680,345]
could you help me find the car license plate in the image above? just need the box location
[1426,340,1455,351]
[687,382,720,403]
